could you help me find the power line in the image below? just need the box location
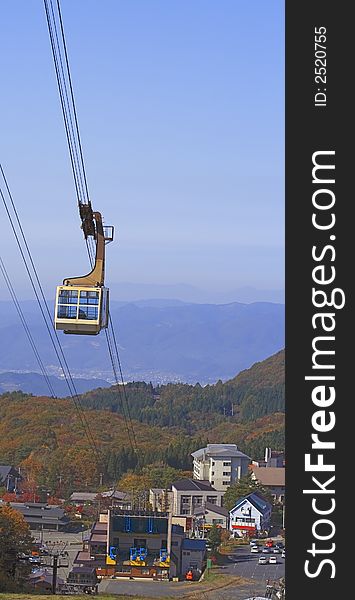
[104,326,138,464]
[43,0,140,462]
[43,0,96,264]
[108,315,139,455]
[0,165,101,466]
[0,255,57,399]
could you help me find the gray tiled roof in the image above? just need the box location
[192,444,250,460]
[5,502,69,524]
[230,492,272,515]
[194,502,228,517]
[172,479,217,492]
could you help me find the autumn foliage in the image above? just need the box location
[0,350,284,497]
[0,504,32,591]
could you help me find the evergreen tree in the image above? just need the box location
[207,524,222,552]
[223,472,273,511]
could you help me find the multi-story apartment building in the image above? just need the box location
[191,444,250,491]
[171,479,224,516]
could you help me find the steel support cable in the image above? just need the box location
[104,327,137,458]
[0,182,100,462]
[0,255,57,399]
[43,0,140,460]
[0,169,101,464]
[44,0,87,207]
[56,0,90,204]
[44,0,96,266]
[108,315,139,454]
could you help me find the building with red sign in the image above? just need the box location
[229,492,271,537]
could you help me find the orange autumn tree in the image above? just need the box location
[117,471,153,510]
[0,505,32,590]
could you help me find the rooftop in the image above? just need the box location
[74,550,103,567]
[0,464,20,480]
[182,538,207,551]
[70,492,98,502]
[231,492,272,515]
[92,521,107,532]
[192,444,250,461]
[70,566,97,574]
[90,533,107,543]
[172,479,218,492]
[2,501,68,519]
[251,466,285,486]
[101,489,130,500]
[193,502,229,517]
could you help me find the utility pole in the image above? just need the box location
[52,554,58,595]
[46,542,68,595]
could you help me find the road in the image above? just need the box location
[219,545,285,582]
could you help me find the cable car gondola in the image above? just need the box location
[55,209,113,335]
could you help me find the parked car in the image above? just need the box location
[282,549,286,558]
[250,546,260,553]
[262,547,271,553]
[258,556,268,565]
[273,547,281,553]
[269,556,277,564]
[275,542,285,549]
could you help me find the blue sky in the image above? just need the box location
[0,0,284,302]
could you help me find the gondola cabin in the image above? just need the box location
[55,285,109,335]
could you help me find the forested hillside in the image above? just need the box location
[0,350,284,495]
[80,349,285,429]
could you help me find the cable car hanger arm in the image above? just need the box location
[64,211,112,287]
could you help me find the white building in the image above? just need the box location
[191,444,250,491]
[171,479,224,516]
[229,492,272,538]
[193,502,229,529]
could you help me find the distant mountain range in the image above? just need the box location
[0,298,284,391]
[0,371,110,397]
[107,282,285,304]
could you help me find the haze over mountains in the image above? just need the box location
[0,298,284,394]
[107,282,285,304]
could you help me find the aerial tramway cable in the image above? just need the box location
[0,166,101,466]
[44,0,96,264]
[43,0,139,462]
[0,255,57,399]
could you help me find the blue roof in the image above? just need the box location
[231,492,271,515]
[182,538,206,551]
